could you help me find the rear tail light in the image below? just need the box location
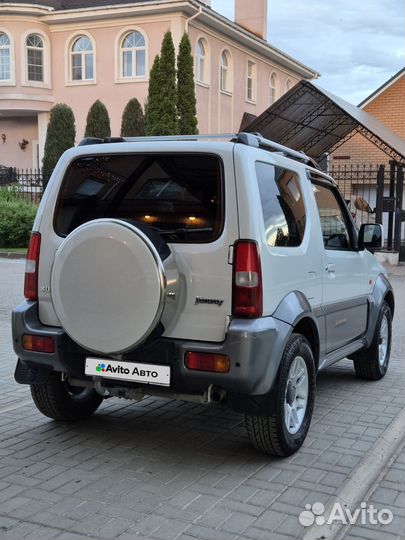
[185,352,230,373]
[23,334,55,353]
[24,232,41,301]
[232,240,262,318]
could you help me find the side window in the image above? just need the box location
[121,31,146,78]
[0,32,11,81]
[26,34,44,82]
[312,182,352,250]
[256,162,306,247]
[70,36,94,81]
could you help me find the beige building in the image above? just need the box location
[0,0,318,169]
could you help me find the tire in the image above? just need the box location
[30,373,103,421]
[245,333,316,457]
[352,301,392,380]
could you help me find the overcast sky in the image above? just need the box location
[211,0,404,105]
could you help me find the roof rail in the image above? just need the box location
[78,137,125,146]
[77,132,320,169]
[237,132,320,169]
[78,134,237,146]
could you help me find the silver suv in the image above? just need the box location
[12,133,394,456]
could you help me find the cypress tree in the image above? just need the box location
[158,31,178,135]
[84,99,111,138]
[42,103,76,186]
[120,98,145,137]
[177,32,198,135]
[144,55,161,136]
[145,32,178,136]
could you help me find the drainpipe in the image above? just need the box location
[185,5,203,32]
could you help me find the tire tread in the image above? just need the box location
[30,373,102,421]
[245,333,315,457]
[353,301,392,381]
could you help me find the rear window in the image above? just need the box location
[54,153,223,243]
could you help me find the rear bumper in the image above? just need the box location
[12,301,292,397]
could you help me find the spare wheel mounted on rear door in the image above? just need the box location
[51,218,177,355]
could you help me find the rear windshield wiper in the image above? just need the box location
[152,227,213,237]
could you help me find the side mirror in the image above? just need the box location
[358,223,383,252]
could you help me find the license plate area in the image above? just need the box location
[85,358,170,387]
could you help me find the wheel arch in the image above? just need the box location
[293,317,320,371]
[272,291,322,370]
[365,273,395,347]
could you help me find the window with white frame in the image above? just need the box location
[121,31,146,78]
[269,72,277,105]
[196,39,207,83]
[71,36,94,81]
[26,34,44,82]
[285,78,292,92]
[220,50,231,93]
[0,32,11,81]
[247,60,256,102]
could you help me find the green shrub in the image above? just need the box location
[121,98,145,137]
[43,103,76,187]
[85,100,111,138]
[0,185,21,203]
[0,192,37,248]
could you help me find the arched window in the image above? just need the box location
[26,33,44,82]
[269,72,277,105]
[121,31,146,78]
[196,39,206,83]
[285,78,292,92]
[0,32,11,81]
[71,36,93,81]
[220,50,231,92]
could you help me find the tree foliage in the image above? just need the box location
[42,103,76,185]
[158,31,178,135]
[177,32,198,135]
[145,31,178,135]
[120,98,145,137]
[144,55,161,136]
[84,99,111,139]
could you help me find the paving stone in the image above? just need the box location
[0,259,404,540]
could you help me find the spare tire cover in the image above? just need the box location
[51,219,166,355]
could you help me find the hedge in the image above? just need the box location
[0,188,38,248]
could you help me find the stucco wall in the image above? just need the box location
[0,4,310,167]
[0,117,38,169]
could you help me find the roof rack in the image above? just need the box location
[236,132,320,169]
[77,132,320,169]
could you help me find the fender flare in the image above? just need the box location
[230,291,322,416]
[273,290,323,367]
[272,290,318,328]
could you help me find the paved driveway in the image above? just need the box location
[0,259,404,540]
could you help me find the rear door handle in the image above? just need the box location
[325,263,336,273]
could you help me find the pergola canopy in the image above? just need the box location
[243,80,405,165]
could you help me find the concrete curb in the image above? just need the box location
[303,406,405,540]
[0,252,26,259]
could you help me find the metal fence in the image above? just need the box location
[0,168,44,204]
[329,163,385,229]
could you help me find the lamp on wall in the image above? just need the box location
[19,139,29,151]
[1,133,5,143]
